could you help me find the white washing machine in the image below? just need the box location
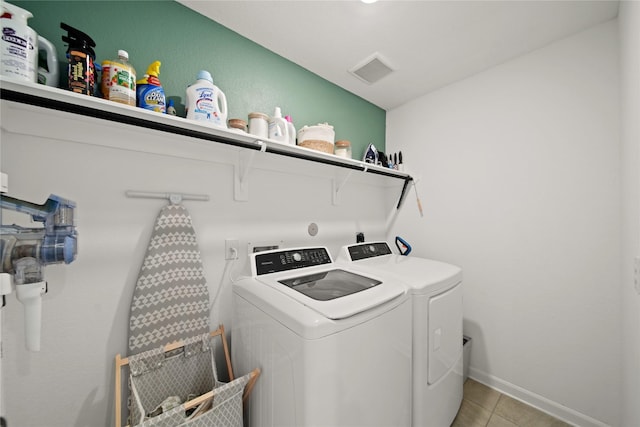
[336,241,464,427]
[232,246,412,427]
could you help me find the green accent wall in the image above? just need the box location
[12,0,385,159]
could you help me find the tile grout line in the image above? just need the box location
[487,394,504,426]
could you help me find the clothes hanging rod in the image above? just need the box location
[125,190,210,204]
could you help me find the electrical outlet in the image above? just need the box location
[225,239,239,260]
[634,256,640,295]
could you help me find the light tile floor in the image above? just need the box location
[451,379,573,427]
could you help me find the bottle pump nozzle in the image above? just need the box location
[1,2,33,23]
[60,22,96,58]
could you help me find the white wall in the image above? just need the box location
[619,2,640,426]
[387,20,621,426]
[0,101,403,426]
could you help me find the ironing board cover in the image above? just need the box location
[128,204,210,354]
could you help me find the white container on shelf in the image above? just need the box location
[248,112,269,138]
[268,107,289,143]
[185,70,228,128]
[297,123,335,154]
[1,2,56,84]
[334,140,352,158]
[285,115,296,145]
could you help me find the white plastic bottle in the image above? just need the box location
[185,70,228,128]
[268,107,289,143]
[1,2,38,82]
[285,115,296,145]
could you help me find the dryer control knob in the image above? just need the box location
[292,252,302,262]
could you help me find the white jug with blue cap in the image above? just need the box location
[268,107,290,144]
[185,70,228,128]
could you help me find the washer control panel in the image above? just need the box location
[255,247,332,275]
[347,242,392,261]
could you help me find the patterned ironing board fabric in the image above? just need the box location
[128,204,210,354]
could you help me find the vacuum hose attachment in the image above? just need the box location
[1,194,77,351]
[0,194,77,271]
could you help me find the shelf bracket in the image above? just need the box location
[234,141,266,201]
[384,177,415,235]
[396,177,413,210]
[332,168,360,206]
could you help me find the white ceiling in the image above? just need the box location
[179,0,619,111]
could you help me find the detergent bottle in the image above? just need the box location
[1,2,56,84]
[285,115,296,145]
[186,70,228,127]
[136,61,166,113]
[166,99,177,116]
[37,35,58,87]
[268,107,289,143]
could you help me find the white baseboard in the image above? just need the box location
[468,367,610,427]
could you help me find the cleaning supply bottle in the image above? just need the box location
[37,35,58,87]
[61,22,96,95]
[1,2,56,83]
[100,59,111,98]
[268,107,288,143]
[102,50,136,106]
[166,99,176,116]
[185,70,228,127]
[136,61,165,113]
[285,115,296,145]
[93,62,101,96]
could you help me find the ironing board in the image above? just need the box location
[128,204,210,354]
[119,203,260,426]
[126,203,210,424]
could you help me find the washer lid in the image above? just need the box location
[336,242,462,293]
[250,247,406,319]
[278,269,381,301]
[257,266,404,320]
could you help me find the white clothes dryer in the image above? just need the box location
[232,247,412,427]
[336,241,464,427]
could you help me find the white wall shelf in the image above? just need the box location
[0,77,413,208]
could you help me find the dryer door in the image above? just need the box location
[428,282,463,384]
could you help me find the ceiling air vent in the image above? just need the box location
[349,53,394,85]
